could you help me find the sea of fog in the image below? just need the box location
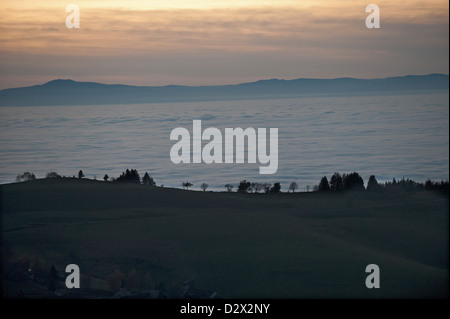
[0,93,448,191]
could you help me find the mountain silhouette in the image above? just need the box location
[0,74,447,106]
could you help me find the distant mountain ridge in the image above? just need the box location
[0,74,448,106]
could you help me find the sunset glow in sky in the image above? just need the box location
[0,0,448,89]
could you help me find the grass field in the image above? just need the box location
[1,178,448,298]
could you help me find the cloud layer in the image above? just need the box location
[0,0,448,88]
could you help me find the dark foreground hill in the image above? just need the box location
[1,178,448,298]
[0,73,448,106]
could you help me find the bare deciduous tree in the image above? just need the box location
[289,181,298,193]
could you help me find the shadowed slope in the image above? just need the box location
[1,179,448,298]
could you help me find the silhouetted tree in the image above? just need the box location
[31,257,46,282]
[143,271,152,290]
[238,180,251,193]
[142,172,156,186]
[116,169,141,184]
[78,170,84,179]
[107,269,124,293]
[263,183,272,193]
[103,174,109,182]
[270,182,281,193]
[367,175,381,192]
[224,184,233,192]
[127,269,139,291]
[313,185,319,192]
[330,172,343,191]
[382,177,437,193]
[397,178,418,193]
[423,179,449,191]
[46,172,61,179]
[200,183,208,191]
[318,176,330,192]
[48,265,58,292]
[16,172,36,182]
[289,181,298,193]
[343,172,365,191]
[182,182,193,190]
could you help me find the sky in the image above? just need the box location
[0,0,448,89]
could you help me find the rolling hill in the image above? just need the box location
[1,178,448,298]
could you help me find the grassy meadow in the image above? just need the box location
[1,178,448,298]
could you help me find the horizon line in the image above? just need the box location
[2,73,448,91]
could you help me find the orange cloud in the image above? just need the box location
[1,2,446,54]
[0,0,447,88]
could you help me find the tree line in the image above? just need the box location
[315,172,448,193]
[15,169,448,194]
[222,172,448,194]
[16,169,156,186]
